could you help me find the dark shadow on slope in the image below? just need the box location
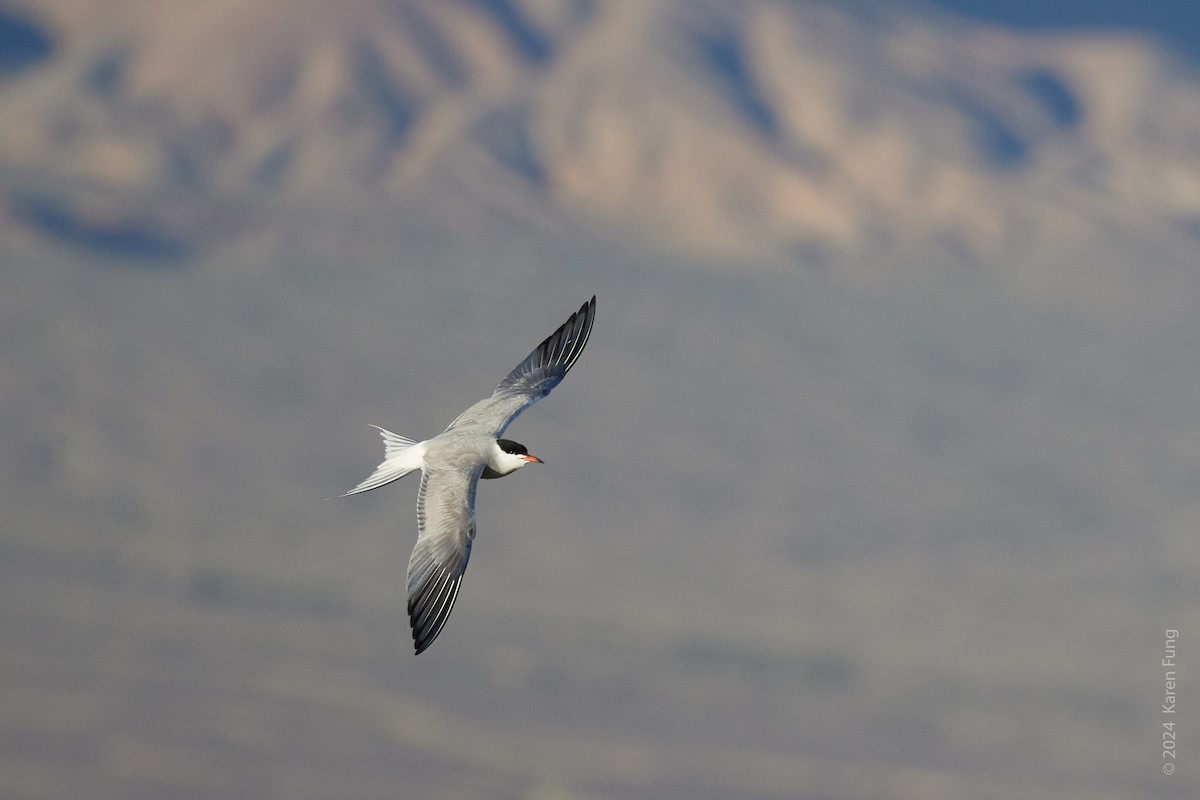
[947,67,1083,170]
[925,0,1200,65]
[947,90,1029,169]
[351,40,421,145]
[0,7,54,77]
[10,194,194,264]
[254,142,295,186]
[694,27,778,138]
[84,50,126,96]
[465,0,552,65]
[392,4,469,86]
[475,107,546,186]
[1016,67,1082,130]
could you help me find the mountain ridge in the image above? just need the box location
[4,0,1200,262]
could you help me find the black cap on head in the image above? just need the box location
[496,439,528,456]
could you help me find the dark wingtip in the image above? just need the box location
[411,611,438,655]
[562,295,596,369]
[410,609,437,655]
[407,566,464,655]
[496,296,596,395]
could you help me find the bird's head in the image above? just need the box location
[485,438,544,478]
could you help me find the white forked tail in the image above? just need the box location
[342,425,426,496]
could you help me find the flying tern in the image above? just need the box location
[343,296,596,654]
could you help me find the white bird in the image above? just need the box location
[343,297,596,654]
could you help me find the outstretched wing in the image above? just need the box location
[445,296,595,436]
[405,467,481,654]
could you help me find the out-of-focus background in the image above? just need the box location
[2,1,1198,798]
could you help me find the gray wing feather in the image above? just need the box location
[406,467,480,654]
[445,296,595,436]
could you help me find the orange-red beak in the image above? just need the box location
[520,454,544,464]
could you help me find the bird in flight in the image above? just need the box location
[343,297,596,654]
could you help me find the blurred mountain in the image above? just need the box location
[3,2,1199,799]
[3,0,1200,262]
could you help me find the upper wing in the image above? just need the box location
[445,296,596,436]
[405,466,481,654]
